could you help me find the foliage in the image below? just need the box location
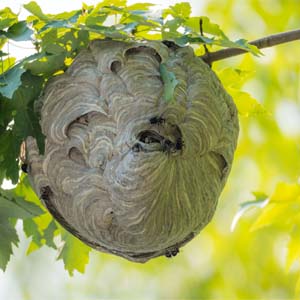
[0,0,299,299]
[0,176,43,270]
[235,182,300,292]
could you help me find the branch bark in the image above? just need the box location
[201,29,300,64]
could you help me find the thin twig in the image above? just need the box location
[6,39,36,49]
[200,18,209,56]
[201,29,300,64]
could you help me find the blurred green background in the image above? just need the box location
[1,0,300,299]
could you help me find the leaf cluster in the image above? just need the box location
[234,181,300,291]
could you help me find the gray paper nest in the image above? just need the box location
[26,39,239,262]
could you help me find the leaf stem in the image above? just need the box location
[201,29,300,64]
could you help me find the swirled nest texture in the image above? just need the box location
[26,40,239,262]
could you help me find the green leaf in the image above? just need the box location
[25,53,66,75]
[0,189,44,220]
[85,13,109,27]
[12,72,44,141]
[269,182,300,203]
[218,37,262,56]
[183,16,261,56]
[164,18,183,33]
[185,16,224,36]
[63,29,90,53]
[251,202,295,231]
[0,57,16,74]
[23,218,43,254]
[39,28,58,49]
[0,7,18,30]
[296,276,300,295]
[0,219,18,271]
[82,24,128,39]
[43,220,58,249]
[0,66,44,185]
[23,1,50,21]
[250,182,300,231]
[217,67,255,89]
[233,39,261,56]
[216,67,267,117]
[286,225,300,271]
[14,175,44,208]
[231,192,268,231]
[227,88,267,117]
[0,50,8,57]
[0,130,20,184]
[0,187,43,271]
[120,9,161,28]
[51,10,82,23]
[58,230,91,276]
[163,2,191,19]
[43,43,66,55]
[172,2,191,18]
[174,35,213,46]
[0,38,7,50]
[0,97,14,135]
[18,177,56,253]
[5,21,33,41]
[13,196,44,217]
[38,14,80,33]
[0,53,42,99]
[23,216,57,254]
[0,64,26,98]
[159,63,179,103]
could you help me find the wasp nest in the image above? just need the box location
[26,40,239,262]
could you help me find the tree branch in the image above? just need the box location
[201,29,300,64]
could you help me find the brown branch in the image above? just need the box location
[201,29,300,64]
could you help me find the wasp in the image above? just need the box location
[132,143,143,153]
[162,40,180,50]
[149,116,165,125]
[165,247,179,258]
[161,139,176,154]
[175,137,184,150]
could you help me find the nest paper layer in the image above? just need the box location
[26,40,239,262]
